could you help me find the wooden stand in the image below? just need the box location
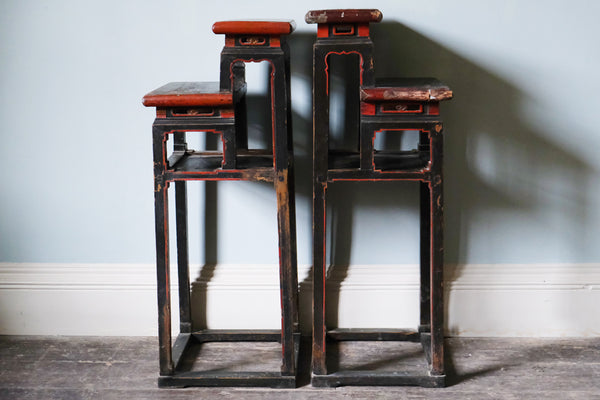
[306,9,453,388]
[142,20,299,388]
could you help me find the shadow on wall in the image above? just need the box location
[287,22,593,331]
[372,21,592,265]
[188,22,593,331]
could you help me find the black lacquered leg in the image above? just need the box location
[283,40,300,336]
[270,56,297,376]
[153,125,173,376]
[312,45,331,376]
[275,171,296,375]
[429,126,444,376]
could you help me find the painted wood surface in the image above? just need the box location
[305,9,383,24]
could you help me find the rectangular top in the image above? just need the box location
[305,9,382,24]
[212,20,296,35]
[360,78,453,102]
[142,82,234,107]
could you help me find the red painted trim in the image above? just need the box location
[360,102,376,115]
[357,23,370,37]
[428,103,440,115]
[324,50,364,95]
[317,24,328,38]
[228,58,277,167]
[220,108,234,118]
[156,109,167,118]
[270,36,281,47]
[225,36,235,47]
[369,128,432,173]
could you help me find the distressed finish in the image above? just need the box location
[360,78,453,103]
[143,19,299,388]
[307,9,453,388]
[305,9,383,24]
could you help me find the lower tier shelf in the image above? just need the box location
[328,150,429,171]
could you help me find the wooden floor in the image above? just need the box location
[0,336,599,399]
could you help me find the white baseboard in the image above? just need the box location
[0,263,599,337]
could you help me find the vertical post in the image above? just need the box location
[358,42,376,87]
[232,62,248,151]
[419,129,431,333]
[282,36,300,335]
[271,55,296,376]
[360,122,374,170]
[312,44,329,376]
[222,125,237,169]
[275,169,296,375]
[429,124,444,376]
[153,125,173,375]
[219,56,241,170]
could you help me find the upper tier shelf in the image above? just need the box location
[212,20,296,35]
[305,9,382,24]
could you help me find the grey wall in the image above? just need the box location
[1,0,599,266]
